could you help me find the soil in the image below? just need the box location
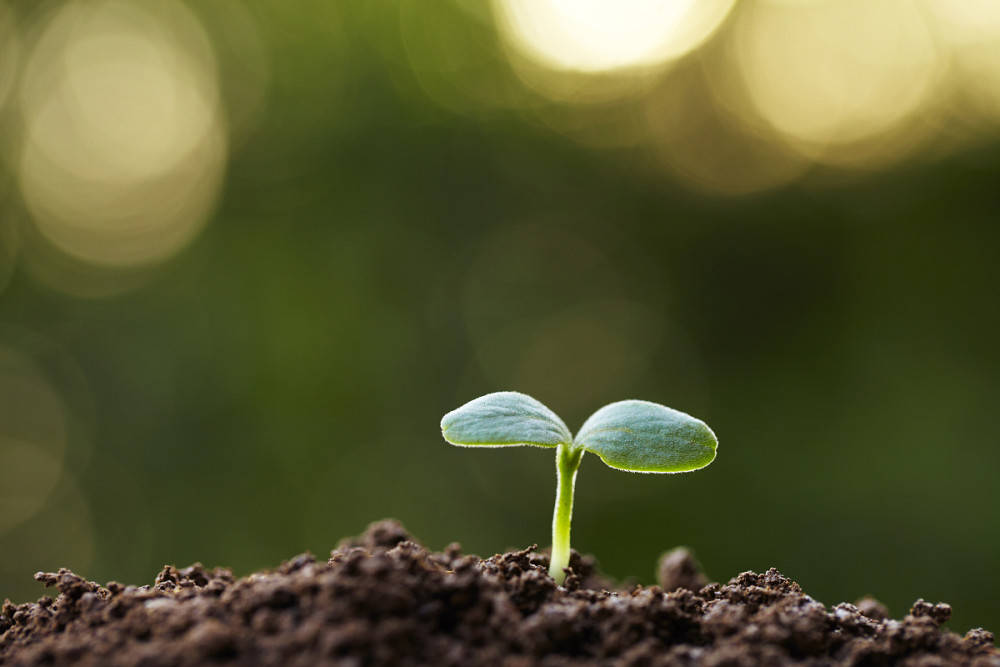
[1,520,996,666]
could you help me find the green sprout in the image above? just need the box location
[440,391,718,585]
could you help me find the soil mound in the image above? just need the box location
[1,520,996,666]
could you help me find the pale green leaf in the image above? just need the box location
[574,400,717,473]
[440,391,571,448]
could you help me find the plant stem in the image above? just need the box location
[549,443,583,585]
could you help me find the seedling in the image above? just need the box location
[440,391,717,585]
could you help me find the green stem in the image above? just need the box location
[549,443,583,585]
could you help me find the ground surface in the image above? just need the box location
[1,521,997,666]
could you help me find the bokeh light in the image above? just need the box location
[729,0,944,163]
[922,0,1000,46]
[0,344,68,535]
[492,0,735,74]
[0,3,18,115]
[17,0,227,269]
[490,0,735,104]
[923,0,1000,124]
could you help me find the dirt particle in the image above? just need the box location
[912,598,953,625]
[966,628,997,649]
[657,546,709,592]
[856,596,889,620]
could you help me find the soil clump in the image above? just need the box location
[1,520,996,666]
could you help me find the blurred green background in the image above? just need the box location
[1,0,998,639]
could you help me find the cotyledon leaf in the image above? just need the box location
[441,391,572,448]
[574,400,717,473]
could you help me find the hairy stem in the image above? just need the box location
[549,443,583,585]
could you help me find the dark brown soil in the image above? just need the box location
[1,521,996,666]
